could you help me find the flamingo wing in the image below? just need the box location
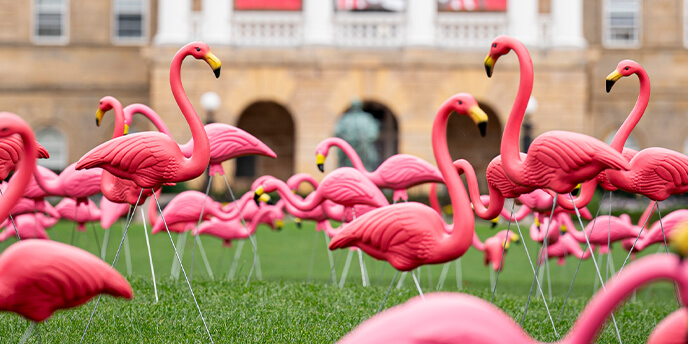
[0,240,132,322]
[373,155,443,189]
[523,131,629,190]
[329,203,442,271]
[486,156,534,198]
[322,168,388,207]
[631,149,688,194]
[205,124,276,162]
[76,132,180,188]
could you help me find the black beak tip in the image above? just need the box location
[214,67,221,79]
[296,222,302,229]
[478,122,487,137]
[571,188,580,197]
[253,194,260,206]
[485,64,493,78]
[491,221,497,229]
[96,118,100,127]
[267,199,275,206]
[606,79,615,93]
[317,164,324,173]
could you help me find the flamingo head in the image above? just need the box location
[294,217,302,229]
[96,96,128,133]
[315,141,334,173]
[606,59,641,93]
[186,41,222,78]
[252,187,271,206]
[448,93,489,137]
[484,35,515,78]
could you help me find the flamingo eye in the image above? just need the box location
[492,43,497,48]
[1,128,7,132]
[99,101,102,105]
[625,67,629,70]
[196,47,201,52]
[458,100,463,105]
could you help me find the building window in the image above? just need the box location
[113,0,147,42]
[33,0,68,44]
[604,131,640,151]
[36,128,68,171]
[603,0,640,47]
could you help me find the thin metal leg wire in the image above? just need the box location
[490,199,516,303]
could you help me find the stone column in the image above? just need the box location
[507,0,538,46]
[304,0,333,45]
[406,0,436,46]
[154,0,191,45]
[551,0,586,48]
[202,0,232,45]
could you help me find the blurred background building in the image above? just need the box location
[0,0,684,193]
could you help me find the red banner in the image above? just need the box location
[235,0,302,10]
[437,0,507,12]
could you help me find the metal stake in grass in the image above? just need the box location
[190,174,214,281]
[490,199,516,303]
[141,208,158,302]
[222,173,260,285]
[0,189,21,240]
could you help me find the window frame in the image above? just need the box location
[111,0,149,45]
[32,0,70,45]
[602,0,641,48]
[35,127,69,171]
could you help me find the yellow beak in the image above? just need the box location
[204,52,222,78]
[276,219,284,230]
[484,55,495,78]
[468,105,489,137]
[96,109,104,127]
[606,70,623,93]
[123,123,130,135]
[511,234,520,243]
[316,153,326,172]
[259,193,271,203]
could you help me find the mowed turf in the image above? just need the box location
[0,213,679,343]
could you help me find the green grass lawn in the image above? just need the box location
[0,215,680,343]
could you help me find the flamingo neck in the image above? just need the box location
[111,100,126,139]
[0,123,37,222]
[324,138,367,172]
[124,104,173,137]
[170,49,210,179]
[610,68,649,152]
[563,255,687,344]
[431,101,475,256]
[472,232,486,251]
[500,40,533,185]
[454,159,505,220]
[269,180,322,212]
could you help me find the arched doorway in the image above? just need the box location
[337,100,398,170]
[446,103,502,193]
[235,101,295,187]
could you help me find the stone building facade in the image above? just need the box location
[0,0,685,194]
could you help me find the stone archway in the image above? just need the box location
[338,100,398,170]
[235,101,295,187]
[446,102,502,193]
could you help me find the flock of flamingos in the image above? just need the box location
[1,34,688,343]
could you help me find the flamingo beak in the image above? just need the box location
[484,55,495,78]
[468,105,489,137]
[276,219,284,230]
[294,217,302,229]
[95,109,104,127]
[571,183,581,196]
[316,153,326,173]
[253,186,265,206]
[123,123,130,135]
[670,223,688,259]
[511,234,520,244]
[203,52,222,78]
[491,217,499,229]
[606,70,623,93]
[259,193,271,203]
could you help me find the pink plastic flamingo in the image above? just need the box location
[75,41,220,188]
[635,209,688,251]
[6,197,59,219]
[472,230,520,271]
[122,103,276,176]
[647,308,688,344]
[315,137,443,202]
[151,190,248,234]
[337,254,688,343]
[328,93,488,271]
[556,60,647,210]
[55,198,101,232]
[253,167,389,213]
[196,204,284,246]
[0,134,48,180]
[33,163,102,204]
[485,35,629,194]
[538,231,591,266]
[0,213,56,241]
[564,212,642,245]
[0,113,39,223]
[95,96,158,206]
[0,240,133,322]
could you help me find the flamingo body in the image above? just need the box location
[34,163,102,203]
[0,240,132,322]
[100,197,132,230]
[566,213,641,244]
[55,198,101,232]
[0,135,48,180]
[636,209,688,251]
[151,190,235,234]
[0,214,55,241]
